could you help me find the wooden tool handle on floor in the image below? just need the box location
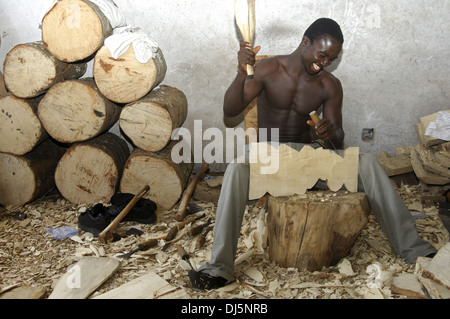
[98,185,150,243]
[174,162,209,221]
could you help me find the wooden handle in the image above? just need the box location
[309,111,321,125]
[235,0,256,76]
[98,185,150,243]
[174,162,209,221]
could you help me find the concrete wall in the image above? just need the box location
[1,0,449,171]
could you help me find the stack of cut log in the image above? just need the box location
[1,0,192,210]
[377,110,450,188]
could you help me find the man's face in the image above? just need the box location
[301,34,342,76]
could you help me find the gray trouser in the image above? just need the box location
[198,143,436,282]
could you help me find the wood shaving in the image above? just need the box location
[0,181,449,299]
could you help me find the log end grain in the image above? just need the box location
[120,146,193,211]
[38,79,120,143]
[3,42,57,98]
[0,94,47,155]
[0,153,37,206]
[55,133,130,204]
[42,0,111,62]
[0,140,66,206]
[119,85,188,152]
[94,45,167,103]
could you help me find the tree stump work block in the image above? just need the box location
[267,192,370,271]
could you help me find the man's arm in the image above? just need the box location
[310,76,345,149]
[223,42,262,117]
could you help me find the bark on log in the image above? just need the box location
[119,85,188,152]
[120,143,194,210]
[54,132,130,204]
[3,41,87,98]
[94,45,167,103]
[42,0,113,62]
[267,192,370,271]
[0,139,66,207]
[0,94,48,156]
[38,78,121,143]
[0,71,6,96]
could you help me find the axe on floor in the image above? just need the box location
[98,185,150,244]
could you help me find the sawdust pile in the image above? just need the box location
[0,181,448,299]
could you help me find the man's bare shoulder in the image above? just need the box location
[254,55,288,75]
[320,71,343,95]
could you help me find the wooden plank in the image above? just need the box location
[0,285,47,299]
[416,111,450,147]
[48,257,120,299]
[432,142,450,168]
[249,143,359,200]
[93,271,190,299]
[377,152,413,176]
[415,144,450,178]
[391,273,427,299]
[410,148,450,185]
[422,242,450,289]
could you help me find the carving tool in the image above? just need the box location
[309,111,337,150]
[234,0,256,75]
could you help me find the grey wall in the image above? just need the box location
[1,0,449,171]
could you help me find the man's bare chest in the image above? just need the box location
[262,76,326,115]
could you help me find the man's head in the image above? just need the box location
[304,18,344,45]
[300,18,343,75]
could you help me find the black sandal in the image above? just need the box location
[188,270,227,290]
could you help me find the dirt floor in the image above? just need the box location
[0,177,449,299]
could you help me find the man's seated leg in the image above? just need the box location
[357,152,437,263]
[190,161,250,289]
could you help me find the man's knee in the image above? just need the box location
[225,162,249,180]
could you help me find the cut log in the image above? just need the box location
[94,45,167,103]
[120,143,194,210]
[267,192,370,271]
[54,132,130,204]
[0,71,6,96]
[38,78,121,143]
[42,0,113,62]
[3,41,87,98]
[249,143,359,200]
[0,139,66,207]
[119,85,188,152]
[0,94,48,155]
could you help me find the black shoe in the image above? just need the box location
[78,203,111,236]
[108,193,157,224]
[188,270,228,290]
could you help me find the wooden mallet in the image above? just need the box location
[234,0,256,75]
[98,185,150,244]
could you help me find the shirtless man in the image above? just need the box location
[188,18,436,290]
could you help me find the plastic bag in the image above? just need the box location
[45,226,78,240]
